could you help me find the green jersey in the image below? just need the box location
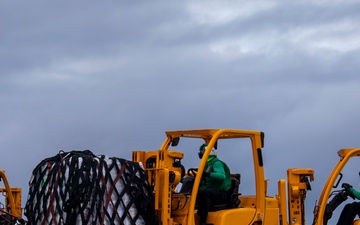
[199,156,232,192]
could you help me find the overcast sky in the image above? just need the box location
[2,0,360,223]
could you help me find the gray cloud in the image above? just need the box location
[1,1,360,223]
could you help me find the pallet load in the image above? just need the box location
[24,150,155,225]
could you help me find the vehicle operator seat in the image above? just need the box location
[210,173,241,211]
[179,173,241,210]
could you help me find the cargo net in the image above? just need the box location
[24,150,155,225]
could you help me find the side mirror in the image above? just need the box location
[171,137,180,147]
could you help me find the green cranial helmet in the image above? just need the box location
[199,144,207,151]
[198,144,217,159]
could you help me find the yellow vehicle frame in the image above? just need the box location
[133,128,314,225]
[312,148,360,225]
[0,170,22,219]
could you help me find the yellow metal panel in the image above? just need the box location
[264,208,281,225]
[277,180,288,225]
[207,208,257,225]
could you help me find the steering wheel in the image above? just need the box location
[187,168,198,177]
[342,183,356,199]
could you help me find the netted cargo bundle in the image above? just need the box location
[24,150,155,225]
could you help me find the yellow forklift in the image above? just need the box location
[0,170,24,224]
[312,148,360,225]
[132,128,314,225]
